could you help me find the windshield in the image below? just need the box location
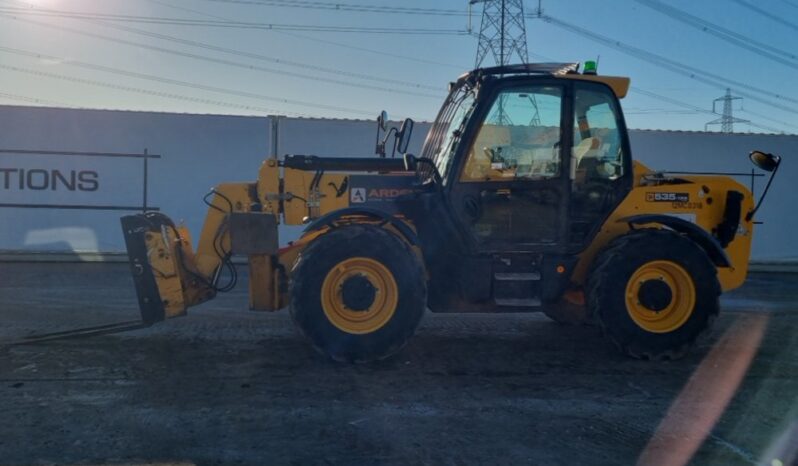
[419,84,476,182]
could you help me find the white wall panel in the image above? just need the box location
[0,105,794,263]
[0,106,271,253]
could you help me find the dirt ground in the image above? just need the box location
[0,263,796,466]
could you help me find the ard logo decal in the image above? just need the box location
[350,187,367,203]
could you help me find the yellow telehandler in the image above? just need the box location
[121,63,781,361]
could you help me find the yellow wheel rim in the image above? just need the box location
[321,257,398,335]
[624,260,696,333]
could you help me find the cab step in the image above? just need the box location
[494,272,541,281]
[494,297,542,307]
[492,256,541,309]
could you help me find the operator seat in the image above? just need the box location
[572,136,602,183]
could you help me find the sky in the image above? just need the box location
[0,0,796,134]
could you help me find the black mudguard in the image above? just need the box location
[620,214,731,267]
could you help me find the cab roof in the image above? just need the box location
[457,62,631,99]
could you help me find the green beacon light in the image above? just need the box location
[583,60,598,75]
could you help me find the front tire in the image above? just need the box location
[587,229,720,360]
[290,225,426,363]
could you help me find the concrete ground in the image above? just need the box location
[0,263,796,466]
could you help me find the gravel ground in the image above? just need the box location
[0,263,796,466]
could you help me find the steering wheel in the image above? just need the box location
[573,181,611,212]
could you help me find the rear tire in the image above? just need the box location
[290,225,426,363]
[587,229,720,360]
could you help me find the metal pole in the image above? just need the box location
[143,148,149,213]
[500,0,506,65]
[270,116,280,158]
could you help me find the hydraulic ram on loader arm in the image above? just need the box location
[120,155,409,326]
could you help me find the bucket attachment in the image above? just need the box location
[121,212,215,325]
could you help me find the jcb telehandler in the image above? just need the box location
[121,63,781,362]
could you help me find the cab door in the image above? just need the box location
[568,81,633,247]
[449,83,570,252]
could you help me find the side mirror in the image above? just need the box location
[403,153,418,171]
[377,110,388,131]
[749,150,781,172]
[396,118,415,155]
[375,110,389,156]
[746,150,782,221]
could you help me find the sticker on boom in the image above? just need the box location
[350,187,413,203]
[646,192,690,203]
[350,187,367,203]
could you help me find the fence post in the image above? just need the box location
[143,148,149,213]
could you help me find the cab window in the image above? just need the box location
[569,83,628,244]
[572,84,625,183]
[461,86,563,182]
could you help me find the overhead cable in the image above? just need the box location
[730,0,798,32]
[0,6,470,34]
[0,46,376,117]
[0,62,320,117]
[634,0,798,67]
[147,0,465,69]
[0,14,442,99]
[539,14,798,115]
[202,0,467,16]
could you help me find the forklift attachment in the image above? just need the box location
[121,213,170,325]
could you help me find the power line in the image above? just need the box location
[633,0,798,67]
[730,0,798,32]
[92,19,440,91]
[0,14,442,99]
[147,0,465,69]
[0,0,448,94]
[538,14,798,116]
[1,0,788,133]
[739,108,798,130]
[0,62,318,117]
[630,88,787,134]
[623,110,700,115]
[202,0,468,16]
[0,47,377,117]
[0,92,77,108]
[0,6,469,34]
[0,0,445,120]
[0,0,455,98]
[277,28,467,68]
[468,8,791,133]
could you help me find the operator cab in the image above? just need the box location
[404,63,634,311]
